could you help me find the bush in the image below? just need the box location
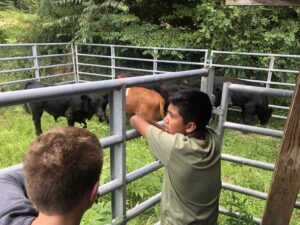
[13,0,39,13]
[0,0,14,10]
[0,29,8,43]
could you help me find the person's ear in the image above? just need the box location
[89,181,100,204]
[185,122,196,134]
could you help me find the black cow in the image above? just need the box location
[213,76,273,124]
[24,81,108,135]
[88,91,109,123]
[157,80,197,111]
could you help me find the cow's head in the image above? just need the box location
[81,93,109,122]
[80,95,95,120]
[257,108,273,124]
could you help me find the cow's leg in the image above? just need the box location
[32,109,43,136]
[242,103,256,125]
[67,117,75,127]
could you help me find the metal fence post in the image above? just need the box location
[72,43,79,83]
[266,56,275,88]
[201,65,215,102]
[216,82,230,144]
[32,44,40,81]
[153,48,158,75]
[110,86,126,224]
[111,46,116,79]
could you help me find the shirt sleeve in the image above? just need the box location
[146,125,177,165]
[0,172,37,225]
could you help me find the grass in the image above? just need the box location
[1,105,300,225]
[0,9,37,43]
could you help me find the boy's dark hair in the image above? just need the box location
[169,88,212,137]
[24,127,103,214]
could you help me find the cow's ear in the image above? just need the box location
[185,122,196,134]
[81,95,91,102]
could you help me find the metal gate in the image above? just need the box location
[0,43,300,224]
[0,69,212,224]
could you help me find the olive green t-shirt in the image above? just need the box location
[147,126,221,225]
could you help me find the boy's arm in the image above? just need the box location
[0,172,37,225]
[130,115,175,165]
[130,115,165,137]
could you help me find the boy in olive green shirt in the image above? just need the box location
[130,89,221,225]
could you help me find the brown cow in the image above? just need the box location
[125,87,165,121]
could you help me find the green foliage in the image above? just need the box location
[14,0,39,12]
[223,193,256,225]
[0,0,14,10]
[16,0,299,82]
[0,29,8,43]
[1,106,300,224]
[0,0,39,12]
[193,1,300,54]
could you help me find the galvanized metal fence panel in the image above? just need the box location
[75,43,208,82]
[0,43,76,88]
[0,69,209,224]
[0,43,300,224]
[210,50,300,119]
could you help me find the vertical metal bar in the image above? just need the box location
[109,86,126,224]
[266,56,275,88]
[201,66,215,101]
[32,44,40,81]
[111,46,116,79]
[153,48,158,75]
[71,43,79,83]
[204,49,208,67]
[209,51,214,68]
[216,82,231,144]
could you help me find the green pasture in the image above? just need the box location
[0,105,299,225]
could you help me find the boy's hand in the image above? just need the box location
[130,115,151,137]
[130,115,165,137]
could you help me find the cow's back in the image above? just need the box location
[213,76,272,124]
[126,87,165,120]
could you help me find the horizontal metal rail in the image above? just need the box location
[269,104,290,110]
[223,122,283,138]
[78,63,169,74]
[126,161,163,184]
[271,115,287,119]
[211,63,299,74]
[0,67,35,74]
[99,179,123,196]
[37,53,72,58]
[0,68,208,108]
[0,78,35,86]
[211,50,300,58]
[78,71,113,78]
[77,43,208,52]
[220,106,288,121]
[78,62,111,69]
[0,73,75,86]
[114,66,155,73]
[0,56,35,61]
[38,63,73,70]
[39,72,75,80]
[0,43,69,47]
[222,182,300,209]
[125,193,161,222]
[221,154,274,171]
[219,206,261,224]
[228,84,294,97]
[241,78,295,87]
[77,53,111,59]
